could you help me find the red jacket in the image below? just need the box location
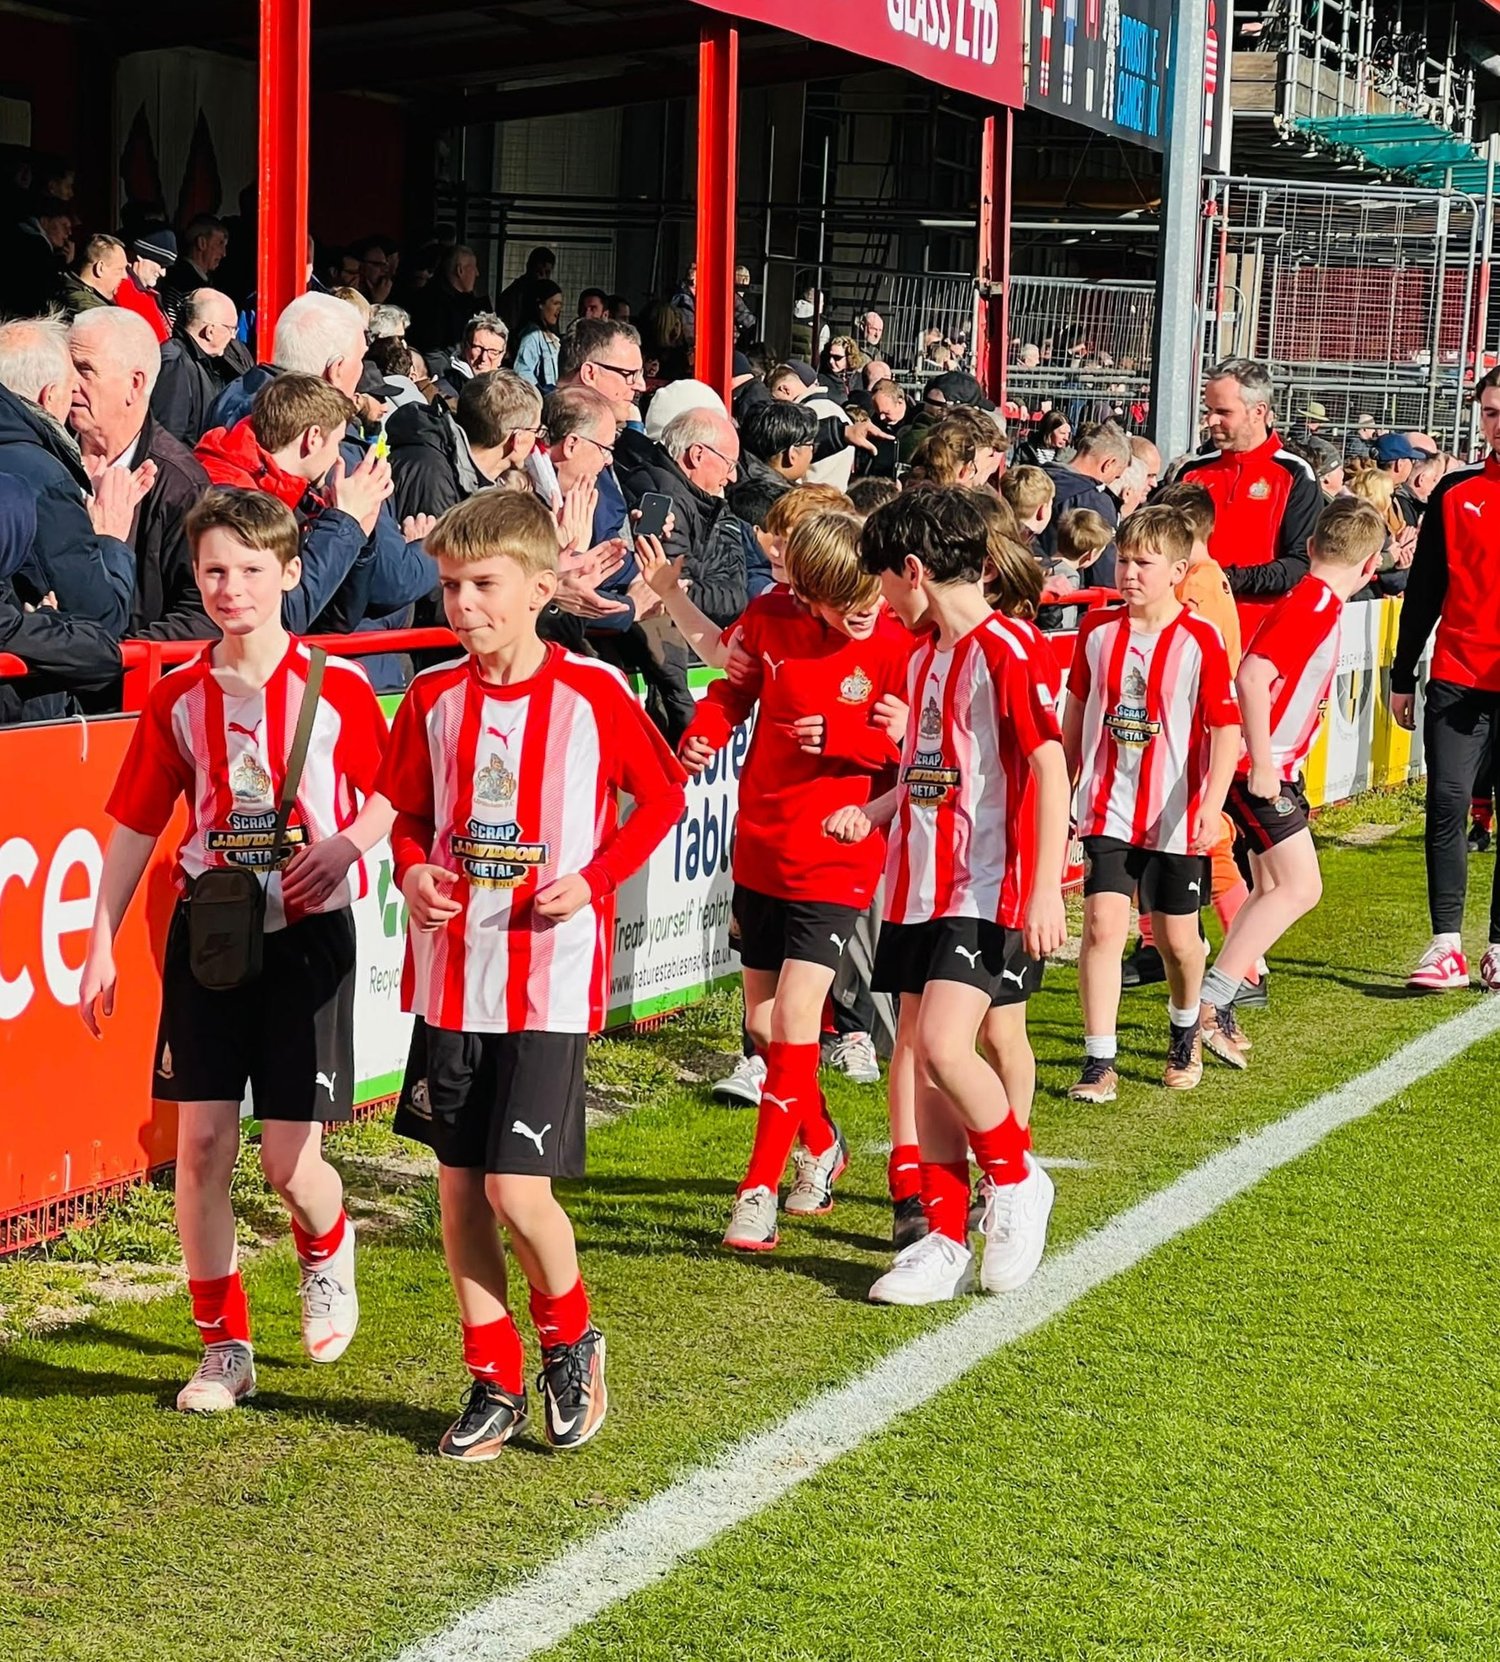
[1177,433,1322,635]
[1393,453,1500,692]
[683,592,914,907]
[116,274,170,344]
[195,418,317,512]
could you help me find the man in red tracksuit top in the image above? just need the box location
[1177,358,1322,639]
[678,509,913,1253]
[1391,367,1500,992]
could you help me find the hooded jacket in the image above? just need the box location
[0,472,122,725]
[195,417,372,634]
[0,382,132,636]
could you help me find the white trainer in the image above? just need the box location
[1481,945,1500,992]
[711,1053,766,1106]
[976,1154,1055,1293]
[176,1341,257,1413]
[824,1031,881,1084]
[868,1230,975,1306]
[722,1185,779,1252]
[299,1222,359,1363]
[783,1126,849,1215]
[1407,940,1469,992]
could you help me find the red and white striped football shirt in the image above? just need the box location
[106,639,388,930]
[1239,574,1344,780]
[1069,605,1240,853]
[378,645,686,1036]
[883,614,1063,929]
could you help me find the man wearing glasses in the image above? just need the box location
[557,318,650,551]
[150,288,245,446]
[448,313,509,386]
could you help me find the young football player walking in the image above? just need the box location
[827,487,1070,1305]
[80,489,394,1413]
[380,492,685,1460]
[1198,498,1385,1063]
[677,510,912,1250]
[1064,505,1242,1102]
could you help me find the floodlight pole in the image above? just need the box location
[1150,0,1209,459]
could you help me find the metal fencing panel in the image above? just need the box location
[1007,275,1154,423]
[1203,176,1481,452]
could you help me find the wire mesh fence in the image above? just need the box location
[1007,276,1155,424]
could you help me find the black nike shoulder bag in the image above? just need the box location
[186,649,327,991]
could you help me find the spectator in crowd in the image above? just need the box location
[638,298,691,383]
[533,384,619,515]
[205,290,368,431]
[365,337,428,409]
[161,214,229,323]
[1412,448,1448,508]
[820,335,867,396]
[495,245,555,338]
[410,243,492,354]
[895,371,994,466]
[1297,400,1329,442]
[114,227,174,344]
[0,315,144,637]
[1346,464,1414,597]
[671,262,698,342]
[0,471,122,725]
[1297,435,1345,497]
[728,398,816,526]
[1000,463,1056,547]
[1114,455,1150,519]
[368,303,409,341]
[353,235,398,305]
[733,266,757,344]
[766,361,815,401]
[512,283,563,393]
[1178,358,1322,634]
[577,288,609,322]
[1016,410,1072,467]
[4,193,72,315]
[1376,431,1435,529]
[326,245,362,289]
[556,317,648,553]
[68,308,214,640]
[1035,421,1129,587]
[151,288,242,446]
[388,368,541,520]
[619,404,747,628]
[1129,434,1162,492]
[859,311,885,357]
[55,232,127,318]
[195,372,396,632]
[790,286,829,361]
[448,312,508,385]
[861,377,910,477]
[330,285,372,330]
[607,293,632,323]
[1344,412,1379,460]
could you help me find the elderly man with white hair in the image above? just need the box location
[69,307,215,639]
[0,313,144,637]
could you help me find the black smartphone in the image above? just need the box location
[635,492,673,541]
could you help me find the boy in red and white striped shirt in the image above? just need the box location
[827,487,1070,1307]
[1199,498,1384,1065]
[379,492,685,1460]
[1064,506,1242,1102]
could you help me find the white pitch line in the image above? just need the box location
[398,997,1500,1662]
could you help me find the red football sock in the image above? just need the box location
[969,1112,1031,1187]
[741,1040,820,1192]
[921,1160,971,1243]
[290,1208,347,1265]
[800,1090,836,1158]
[1213,879,1249,939]
[461,1314,525,1394]
[1138,910,1156,948]
[529,1278,591,1349]
[189,1272,252,1347]
[888,1142,922,1203]
[1473,796,1495,832]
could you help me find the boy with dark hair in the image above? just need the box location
[827,486,1070,1304]
[1064,504,1242,1102]
[79,488,393,1412]
[380,490,685,1459]
[1199,497,1385,1063]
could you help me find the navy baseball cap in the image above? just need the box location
[1375,432,1435,463]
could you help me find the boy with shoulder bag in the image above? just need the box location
[80,488,394,1413]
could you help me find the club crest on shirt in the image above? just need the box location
[230,751,273,803]
[906,694,959,804]
[454,753,546,888]
[918,696,942,745]
[1105,663,1160,748]
[205,746,306,868]
[1248,478,1271,500]
[838,666,874,705]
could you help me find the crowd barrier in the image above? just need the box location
[0,597,1422,1249]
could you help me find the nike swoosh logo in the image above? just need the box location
[548,1391,580,1438]
[450,1413,510,1448]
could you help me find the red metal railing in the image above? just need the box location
[0,652,25,679]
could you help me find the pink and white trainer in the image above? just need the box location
[1407,941,1469,992]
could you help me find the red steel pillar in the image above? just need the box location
[695,19,740,404]
[257,0,311,362]
[976,110,1013,408]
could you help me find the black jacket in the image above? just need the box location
[1036,462,1122,588]
[616,428,748,627]
[726,451,791,529]
[0,472,122,726]
[151,332,238,446]
[126,416,215,640]
[0,383,132,637]
[387,401,494,521]
[409,282,492,353]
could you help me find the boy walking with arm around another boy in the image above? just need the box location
[380,491,685,1460]
[1198,498,1385,1064]
[79,488,394,1412]
[1064,505,1242,1102]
